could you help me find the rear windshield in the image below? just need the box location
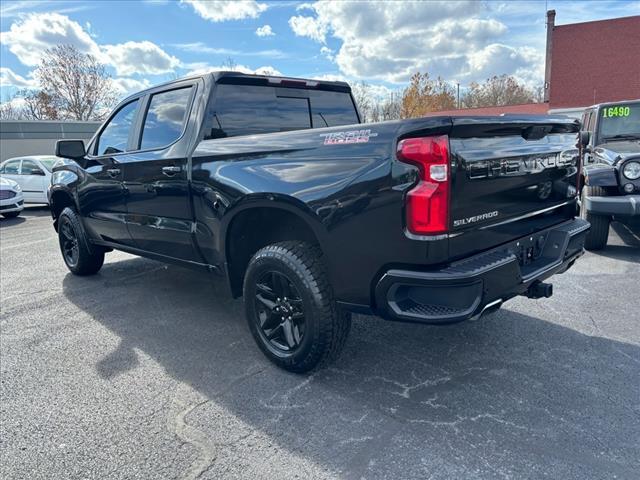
[206,84,359,139]
[599,102,640,140]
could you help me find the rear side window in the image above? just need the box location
[140,87,193,150]
[95,99,139,156]
[209,84,358,138]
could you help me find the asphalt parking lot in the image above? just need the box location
[1,207,639,480]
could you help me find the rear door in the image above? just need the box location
[78,98,141,246]
[19,159,47,203]
[122,81,199,261]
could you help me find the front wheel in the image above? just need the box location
[58,207,105,275]
[243,241,351,373]
[581,186,610,251]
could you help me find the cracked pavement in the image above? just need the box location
[1,207,639,479]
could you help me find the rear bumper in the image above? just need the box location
[374,218,589,324]
[584,194,640,217]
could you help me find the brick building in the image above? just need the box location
[545,11,640,117]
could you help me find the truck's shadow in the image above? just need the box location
[62,258,639,478]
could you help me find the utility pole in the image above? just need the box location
[457,82,460,109]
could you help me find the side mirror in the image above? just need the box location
[579,131,590,147]
[29,168,46,176]
[56,140,87,167]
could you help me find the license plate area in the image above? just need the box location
[509,232,550,267]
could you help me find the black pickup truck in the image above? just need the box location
[51,72,589,372]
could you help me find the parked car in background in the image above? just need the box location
[579,100,640,249]
[0,155,63,205]
[0,177,24,218]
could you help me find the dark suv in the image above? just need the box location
[579,100,640,249]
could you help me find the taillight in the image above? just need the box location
[397,135,450,235]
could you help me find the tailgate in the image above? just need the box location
[450,116,579,224]
[448,117,581,258]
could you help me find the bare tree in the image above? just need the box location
[21,89,60,120]
[351,81,374,122]
[221,57,239,71]
[0,98,22,120]
[35,44,117,120]
[462,75,535,108]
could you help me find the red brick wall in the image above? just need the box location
[549,16,640,108]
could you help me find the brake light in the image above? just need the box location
[397,135,450,235]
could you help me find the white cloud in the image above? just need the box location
[171,42,287,58]
[0,67,37,88]
[255,25,275,37]
[112,77,152,95]
[288,15,328,43]
[0,12,101,66]
[182,0,267,22]
[185,63,282,77]
[0,13,181,79]
[320,46,334,61]
[103,41,180,76]
[288,1,542,86]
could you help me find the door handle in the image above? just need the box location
[162,166,182,176]
[106,168,121,178]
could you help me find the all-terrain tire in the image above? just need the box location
[58,206,105,275]
[243,241,351,373]
[581,185,610,251]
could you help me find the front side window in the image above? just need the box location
[20,160,43,175]
[140,87,193,150]
[1,160,21,174]
[95,99,139,156]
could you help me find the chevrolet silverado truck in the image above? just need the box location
[579,100,640,249]
[50,72,589,372]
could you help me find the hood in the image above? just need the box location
[594,140,640,165]
[0,176,19,189]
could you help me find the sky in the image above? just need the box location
[1,0,639,103]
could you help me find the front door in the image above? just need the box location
[122,84,200,262]
[77,98,141,246]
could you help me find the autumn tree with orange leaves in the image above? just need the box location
[400,72,456,119]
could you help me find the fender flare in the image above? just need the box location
[219,193,329,260]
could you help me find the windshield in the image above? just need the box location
[598,102,640,140]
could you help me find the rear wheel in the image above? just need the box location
[1,211,21,218]
[243,241,351,373]
[58,207,105,275]
[581,185,610,251]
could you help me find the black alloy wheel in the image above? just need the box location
[243,241,351,373]
[57,207,105,275]
[254,271,306,352]
[59,216,80,268]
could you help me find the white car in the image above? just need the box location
[0,177,24,218]
[0,155,62,204]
